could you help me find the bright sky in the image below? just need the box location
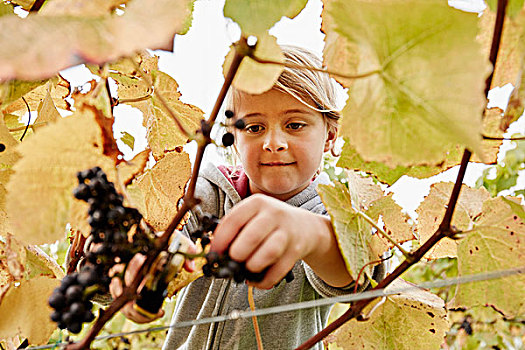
[57,0,524,216]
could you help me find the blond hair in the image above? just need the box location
[225,45,341,134]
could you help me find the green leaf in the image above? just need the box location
[338,138,465,185]
[454,197,525,317]
[324,0,488,167]
[224,0,307,35]
[120,131,135,151]
[0,79,48,110]
[317,182,375,282]
[325,279,449,350]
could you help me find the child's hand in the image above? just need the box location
[210,194,352,289]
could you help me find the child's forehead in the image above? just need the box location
[235,89,318,116]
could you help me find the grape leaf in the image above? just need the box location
[417,183,490,260]
[24,244,64,279]
[6,107,117,244]
[454,197,525,317]
[39,0,128,16]
[223,33,284,95]
[128,151,191,231]
[117,149,150,186]
[9,0,35,11]
[223,0,307,35]
[115,69,203,160]
[324,279,449,350]
[0,276,60,345]
[345,170,383,211]
[367,194,415,252]
[0,117,20,233]
[34,88,61,129]
[2,75,70,116]
[318,182,376,282]
[0,0,194,81]
[0,2,14,17]
[0,261,14,304]
[323,0,488,166]
[478,8,525,89]
[0,79,48,110]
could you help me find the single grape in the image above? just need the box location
[222,132,235,147]
[225,110,234,118]
[48,291,66,310]
[65,285,83,302]
[234,119,245,130]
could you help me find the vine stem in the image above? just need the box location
[249,55,380,81]
[356,211,411,259]
[482,134,525,141]
[66,38,250,350]
[295,0,508,348]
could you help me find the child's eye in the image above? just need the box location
[245,125,264,133]
[287,122,305,130]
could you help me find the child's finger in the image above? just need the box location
[250,254,296,290]
[228,212,277,262]
[210,196,263,253]
[244,228,288,273]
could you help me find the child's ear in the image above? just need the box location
[323,126,337,152]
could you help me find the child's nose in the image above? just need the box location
[263,131,288,152]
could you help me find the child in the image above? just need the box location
[119,46,383,349]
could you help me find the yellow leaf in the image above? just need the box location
[223,33,284,95]
[131,151,191,231]
[6,106,117,244]
[0,276,60,345]
[0,116,20,233]
[0,0,194,80]
[325,279,449,350]
[417,183,490,260]
[166,257,205,298]
[39,0,128,16]
[2,76,70,116]
[117,149,150,186]
[34,88,61,129]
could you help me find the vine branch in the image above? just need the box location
[482,134,525,141]
[66,37,251,349]
[295,0,508,348]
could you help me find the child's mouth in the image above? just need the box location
[261,162,296,166]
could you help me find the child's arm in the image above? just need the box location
[211,194,353,290]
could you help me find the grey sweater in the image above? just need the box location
[162,164,369,350]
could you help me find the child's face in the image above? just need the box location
[234,89,335,201]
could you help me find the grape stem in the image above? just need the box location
[356,210,412,260]
[249,54,380,81]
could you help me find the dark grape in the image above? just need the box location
[48,291,66,310]
[68,322,82,334]
[225,110,234,118]
[65,285,83,302]
[234,119,245,130]
[222,132,235,147]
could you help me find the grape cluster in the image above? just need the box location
[203,251,294,285]
[50,167,152,332]
[48,267,102,333]
[194,212,295,285]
